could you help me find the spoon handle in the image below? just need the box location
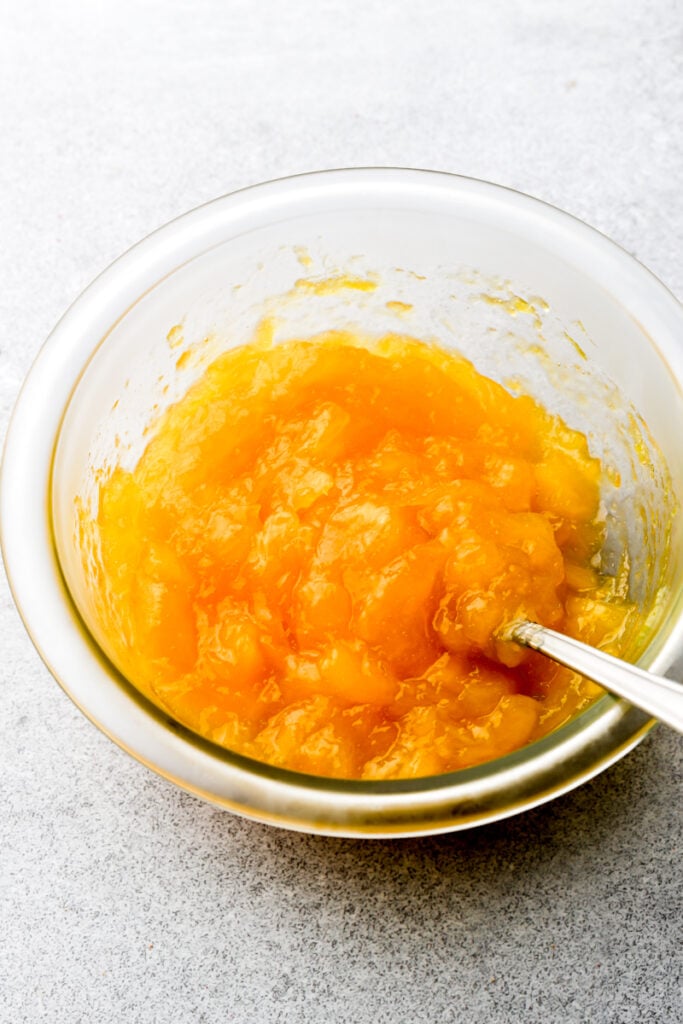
[509,620,683,735]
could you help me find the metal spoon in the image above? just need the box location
[505,620,683,735]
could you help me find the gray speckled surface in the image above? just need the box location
[1,1,682,1021]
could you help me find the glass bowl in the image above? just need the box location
[3,168,683,837]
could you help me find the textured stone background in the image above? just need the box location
[1,1,681,1021]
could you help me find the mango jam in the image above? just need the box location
[92,332,637,779]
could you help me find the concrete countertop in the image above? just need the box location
[1,1,681,1021]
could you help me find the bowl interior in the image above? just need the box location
[51,176,683,770]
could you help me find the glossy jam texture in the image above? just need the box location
[91,332,636,779]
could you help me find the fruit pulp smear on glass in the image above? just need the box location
[89,329,638,780]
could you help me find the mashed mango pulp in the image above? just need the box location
[92,332,636,779]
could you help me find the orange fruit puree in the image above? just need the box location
[92,332,637,779]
